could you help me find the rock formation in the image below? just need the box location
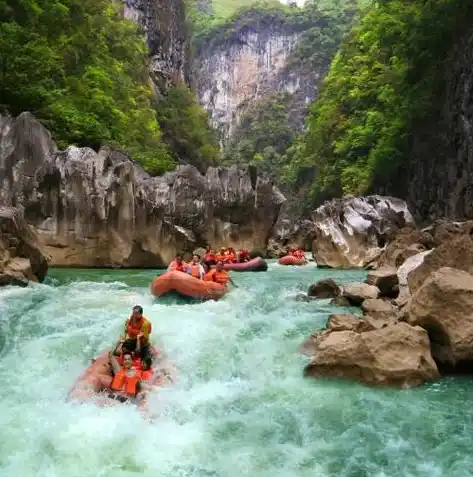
[0,112,285,267]
[0,207,48,285]
[122,0,190,91]
[405,267,473,372]
[310,195,414,268]
[194,8,345,145]
[301,320,439,388]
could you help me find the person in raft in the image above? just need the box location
[204,261,235,288]
[168,254,186,272]
[186,254,205,280]
[107,350,144,403]
[120,305,152,360]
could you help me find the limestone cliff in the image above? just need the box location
[194,8,339,145]
[123,0,190,91]
[0,113,285,268]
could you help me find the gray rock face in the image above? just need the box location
[0,113,285,267]
[123,0,189,91]
[311,195,414,268]
[0,207,48,285]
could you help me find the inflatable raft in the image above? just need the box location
[151,270,227,300]
[67,346,174,413]
[278,255,307,266]
[220,256,268,272]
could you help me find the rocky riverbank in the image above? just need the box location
[0,112,285,268]
[299,220,473,388]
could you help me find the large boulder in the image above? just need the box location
[302,322,439,388]
[0,207,48,285]
[342,283,380,306]
[404,267,473,370]
[0,113,286,267]
[408,232,473,293]
[311,195,414,268]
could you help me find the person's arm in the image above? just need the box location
[185,265,191,275]
[199,265,205,279]
[109,352,121,374]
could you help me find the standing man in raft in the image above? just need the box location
[186,254,205,279]
[121,305,152,360]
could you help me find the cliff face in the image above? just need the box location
[374,26,473,221]
[123,0,190,91]
[0,113,285,267]
[194,13,327,145]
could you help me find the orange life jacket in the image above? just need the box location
[169,260,186,272]
[140,369,154,382]
[215,253,225,262]
[210,269,230,286]
[188,263,203,279]
[110,368,140,397]
[125,316,152,344]
[203,271,214,282]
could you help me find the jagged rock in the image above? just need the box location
[310,195,414,268]
[0,207,48,285]
[308,278,341,299]
[342,283,380,306]
[361,299,397,320]
[408,231,473,293]
[327,313,375,333]
[266,238,286,259]
[365,267,399,298]
[123,0,189,94]
[303,322,439,388]
[405,267,473,371]
[0,113,285,267]
[372,225,433,269]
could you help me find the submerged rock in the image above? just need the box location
[307,278,341,299]
[311,195,414,268]
[303,322,439,388]
[0,207,48,285]
[0,113,285,267]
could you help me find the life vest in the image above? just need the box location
[110,368,140,397]
[204,250,215,262]
[125,316,152,344]
[203,271,214,282]
[215,253,226,262]
[140,369,154,382]
[188,263,203,279]
[210,269,230,286]
[168,260,186,272]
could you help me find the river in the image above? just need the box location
[0,262,472,477]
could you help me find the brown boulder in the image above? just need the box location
[408,234,473,293]
[0,207,49,285]
[303,322,439,388]
[308,278,341,299]
[366,267,399,298]
[405,267,473,370]
[342,283,380,306]
[361,299,397,320]
[327,314,375,333]
[330,296,352,307]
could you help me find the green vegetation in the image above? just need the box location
[155,84,220,173]
[0,0,219,175]
[289,0,473,203]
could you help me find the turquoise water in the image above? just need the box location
[0,261,472,477]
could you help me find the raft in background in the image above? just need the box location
[278,255,308,266]
[219,256,268,272]
[151,270,227,300]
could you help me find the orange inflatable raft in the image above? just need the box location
[151,270,227,300]
[67,346,173,413]
[278,255,307,266]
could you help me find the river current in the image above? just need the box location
[0,262,472,477]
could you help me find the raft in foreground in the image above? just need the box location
[67,347,174,413]
[151,270,227,300]
[278,255,307,266]
[221,256,268,272]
